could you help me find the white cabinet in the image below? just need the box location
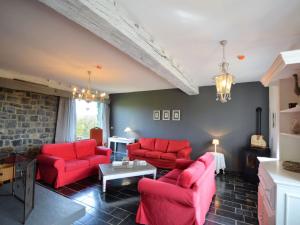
[260,48,300,225]
[258,159,300,225]
[261,49,300,161]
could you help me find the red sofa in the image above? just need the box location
[37,139,112,188]
[136,152,216,225]
[127,138,192,169]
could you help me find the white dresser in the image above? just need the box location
[258,158,300,225]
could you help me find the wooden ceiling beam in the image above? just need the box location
[39,0,199,95]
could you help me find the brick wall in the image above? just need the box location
[0,87,59,153]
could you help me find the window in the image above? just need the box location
[75,100,99,140]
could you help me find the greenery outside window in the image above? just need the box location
[75,100,102,140]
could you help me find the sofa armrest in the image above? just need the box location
[127,143,141,152]
[37,155,65,170]
[177,147,192,159]
[138,178,193,206]
[175,159,194,170]
[96,146,112,156]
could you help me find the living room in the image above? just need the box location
[0,1,300,225]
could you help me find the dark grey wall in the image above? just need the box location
[110,82,269,171]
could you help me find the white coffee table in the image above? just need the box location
[99,161,157,192]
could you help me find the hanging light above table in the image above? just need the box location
[72,70,107,102]
[214,40,235,103]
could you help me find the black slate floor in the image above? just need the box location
[39,153,258,225]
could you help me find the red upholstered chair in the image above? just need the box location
[90,127,103,146]
[136,152,216,225]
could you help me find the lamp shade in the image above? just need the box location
[124,127,132,133]
[212,139,219,145]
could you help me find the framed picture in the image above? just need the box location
[153,110,160,120]
[172,110,181,121]
[162,110,170,120]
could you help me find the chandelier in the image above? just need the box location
[72,71,107,102]
[214,40,235,103]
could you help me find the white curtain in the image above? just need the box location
[55,97,77,143]
[97,102,110,145]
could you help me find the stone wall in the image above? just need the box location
[0,87,59,153]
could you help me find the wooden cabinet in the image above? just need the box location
[0,163,14,185]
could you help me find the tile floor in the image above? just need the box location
[39,153,259,225]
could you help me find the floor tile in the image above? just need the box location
[111,208,132,220]
[206,212,236,225]
[216,208,244,222]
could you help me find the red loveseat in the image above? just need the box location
[37,139,112,188]
[127,138,192,169]
[136,153,216,225]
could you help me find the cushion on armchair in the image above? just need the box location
[167,140,190,153]
[154,139,169,152]
[65,160,89,172]
[160,152,176,161]
[140,138,156,150]
[177,161,205,188]
[131,149,147,157]
[42,143,76,161]
[74,139,96,158]
[145,151,162,159]
[80,155,108,166]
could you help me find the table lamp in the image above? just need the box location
[212,139,219,153]
[124,127,132,133]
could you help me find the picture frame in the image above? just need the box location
[153,110,160,120]
[172,110,181,121]
[162,110,170,120]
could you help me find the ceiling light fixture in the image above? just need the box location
[214,40,235,103]
[72,71,107,103]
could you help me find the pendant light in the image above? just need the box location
[214,40,235,103]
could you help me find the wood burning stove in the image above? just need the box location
[243,107,270,184]
[243,147,270,183]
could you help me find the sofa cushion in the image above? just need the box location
[145,151,162,159]
[164,169,182,180]
[74,139,96,158]
[42,143,76,161]
[154,139,169,152]
[160,152,177,161]
[177,161,205,188]
[198,152,214,168]
[167,140,190,153]
[81,155,108,166]
[139,138,155,150]
[65,160,89,172]
[131,149,148,157]
[159,176,177,185]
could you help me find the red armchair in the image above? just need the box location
[127,138,192,169]
[136,153,216,225]
[37,139,111,188]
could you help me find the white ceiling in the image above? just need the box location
[1,0,300,93]
[0,0,173,93]
[117,0,300,86]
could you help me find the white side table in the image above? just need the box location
[108,137,135,154]
[211,152,226,174]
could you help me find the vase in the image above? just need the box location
[291,119,300,134]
